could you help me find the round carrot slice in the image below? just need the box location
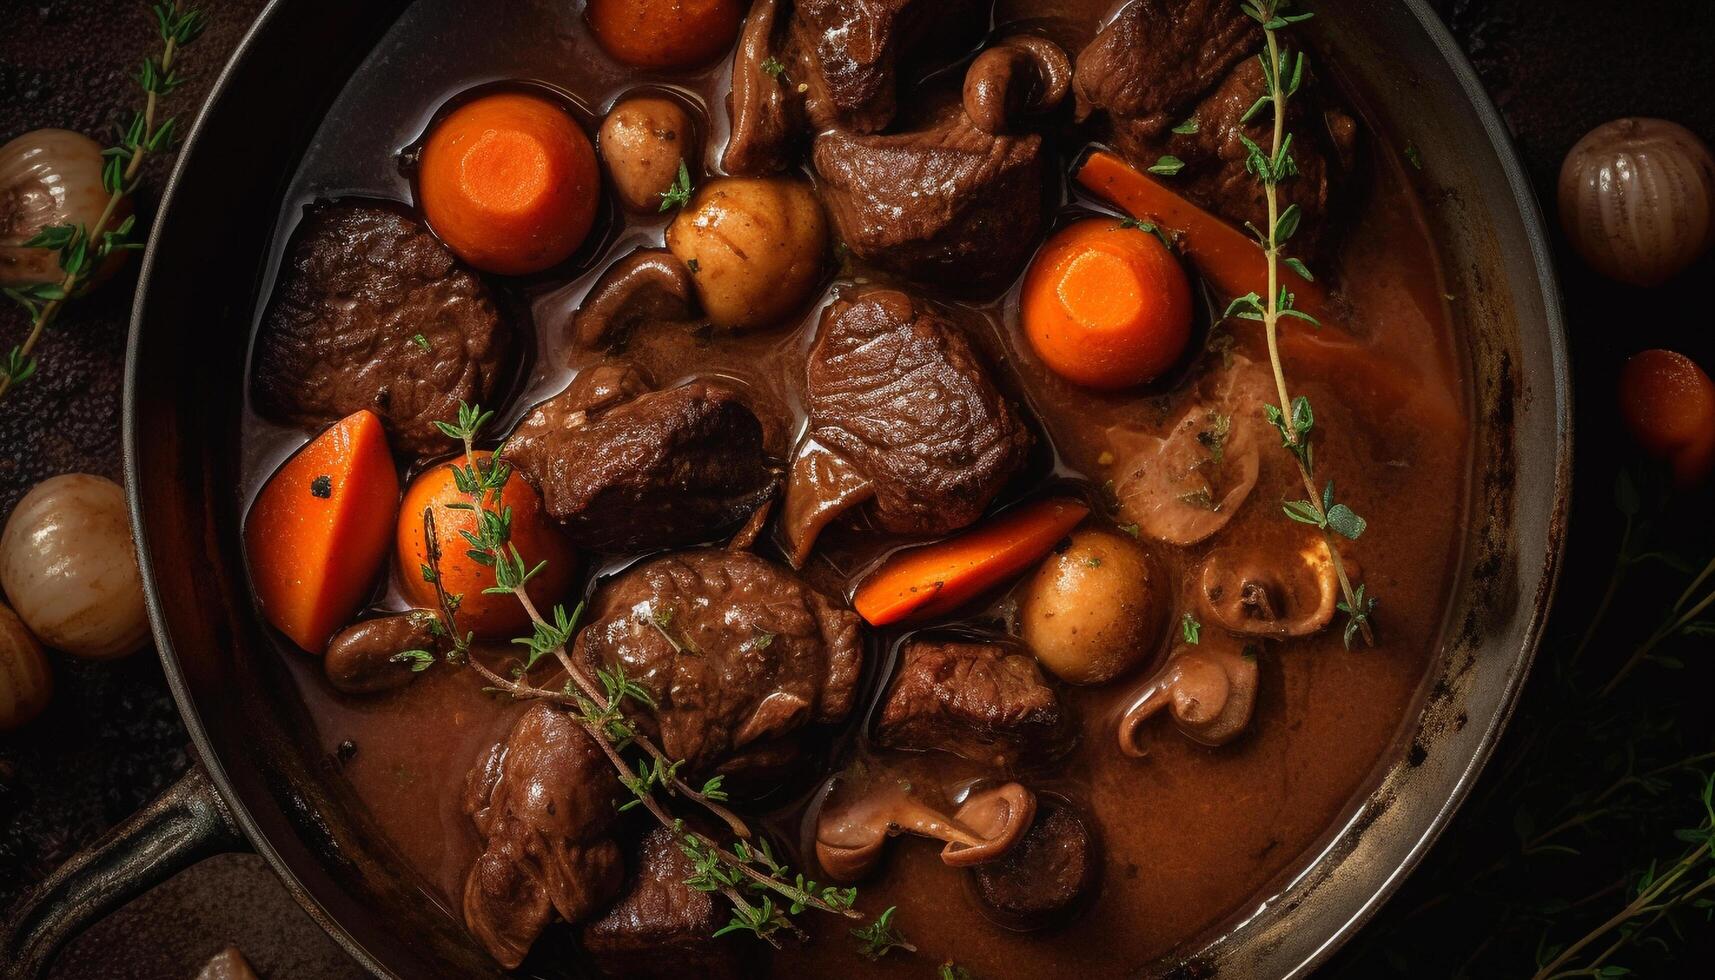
[587,0,744,69]
[1022,218,1193,389]
[396,452,576,638]
[418,92,600,275]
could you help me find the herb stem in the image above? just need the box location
[421,412,881,949]
[1600,561,1715,696]
[503,556,754,839]
[0,2,195,402]
[1251,2,1373,645]
[1531,838,1712,980]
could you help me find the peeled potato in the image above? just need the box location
[1020,528,1165,685]
[0,601,52,730]
[666,176,827,330]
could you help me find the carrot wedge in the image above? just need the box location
[246,410,401,652]
[1075,150,1332,321]
[853,499,1089,626]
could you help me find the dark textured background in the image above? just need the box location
[2,1,1713,977]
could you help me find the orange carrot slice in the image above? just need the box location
[853,499,1090,626]
[245,410,401,652]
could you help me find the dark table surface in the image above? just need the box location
[3,1,1713,978]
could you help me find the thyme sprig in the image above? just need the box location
[1,2,206,402]
[424,401,898,953]
[1531,772,1714,980]
[1226,0,1375,647]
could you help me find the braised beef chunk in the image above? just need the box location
[970,797,1100,930]
[1072,0,1258,149]
[504,363,775,551]
[463,704,624,970]
[1073,0,1356,246]
[813,117,1046,288]
[252,203,509,456]
[788,0,986,133]
[582,827,746,979]
[875,640,1063,767]
[1156,58,1356,249]
[574,549,862,775]
[784,288,1032,563]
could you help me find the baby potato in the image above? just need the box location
[1020,528,1165,685]
[600,95,695,213]
[666,176,828,330]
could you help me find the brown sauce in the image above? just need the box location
[239,0,1470,974]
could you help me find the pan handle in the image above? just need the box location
[0,762,244,980]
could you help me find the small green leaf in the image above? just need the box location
[1148,155,1186,177]
[657,159,694,212]
[1326,503,1367,539]
[1171,117,1199,135]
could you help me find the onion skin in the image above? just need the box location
[0,128,132,289]
[1,474,150,660]
[0,601,53,731]
[1558,118,1715,287]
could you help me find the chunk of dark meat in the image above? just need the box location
[788,0,986,134]
[581,827,748,979]
[969,797,1100,930]
[463,704,624,969]
[1073,0,1356,247]
[812,105,1046,289]
[874,639,1064,768]
[1156,58,1357,249]
[252,203,510,456]
[504,362,775,551]
[783,288,1033,564]
[574,549,862,775]
[1072,0,1258,148]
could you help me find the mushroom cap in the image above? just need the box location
[813,777,1038,881]
[963,36,1072,135]
[570,247,698,349]
[1197,537,1345,639]
[942,782,1037,867]
[1117,637,1260,752]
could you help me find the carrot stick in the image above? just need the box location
[852,499,1089,626]
[1075,151,1333,321]
[245,410,401,652]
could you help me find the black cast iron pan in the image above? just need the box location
[1,0,1570,976]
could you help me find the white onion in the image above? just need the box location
[0,128,124,288]
[1,474,149,660]
[0,601,53,731]
[1558,117,1715,287]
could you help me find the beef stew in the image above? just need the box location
[236,1,1470,976]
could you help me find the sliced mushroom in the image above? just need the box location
[1197,536,1348,639]
[570,248,698,349]
[963,36,1073,136]
[323,610,440,695]
[721,0,795,175]
[781,439,875,566]
[815,778,1036,883]
[1108,359,1270,546]
[1117,635,1258,751]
